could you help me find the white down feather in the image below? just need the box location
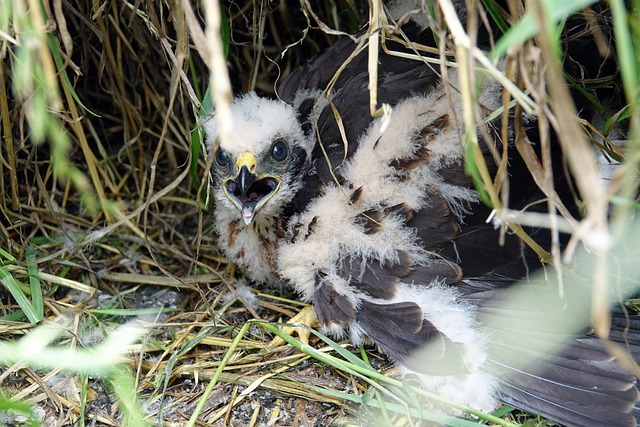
[276,69,504,411]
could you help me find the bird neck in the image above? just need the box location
[214,203,287,284]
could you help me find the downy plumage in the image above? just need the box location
[205,5,638,426]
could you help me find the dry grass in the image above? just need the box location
[0,0,637,426]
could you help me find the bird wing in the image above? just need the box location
[276,83,491,376]
[275,20,536,380]
[273,15,639,426]
[279,22,547,280]
[459,279,640,427]
[278,23,442,187]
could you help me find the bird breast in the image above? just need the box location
[213,205,285,284]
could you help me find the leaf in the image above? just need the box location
[0,266,40,324]
[307,326,374,370]
[464,141,492,207]
[108,366,151,427]
[603,104,631,137]
[0,395,40,427]
[0,247,16,263]
[481,0,509,34]
[26,249,43,321]
[87,307,178,316]
[491,0,599,59]
[46,34,100,117]
[190,124,204,193]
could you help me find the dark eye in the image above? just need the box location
[215,147,230,167]
[271,139,289,162]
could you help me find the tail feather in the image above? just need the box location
[487,336,638,427]
[489,344,637,393]
[496,379,637,427]
[467,280,640,427]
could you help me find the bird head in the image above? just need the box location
[204,92,313,225]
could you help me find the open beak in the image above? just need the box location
[222,151,280,225]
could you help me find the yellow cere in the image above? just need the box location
[236,151,257,173]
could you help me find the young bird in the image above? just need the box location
[204,21,639,427]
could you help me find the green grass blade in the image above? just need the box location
[0,394,40,427]
[363,399,489,427]
[200,84,215,119]
[46,34,99,117]
[190,124,204,192]
[187,322,251,427]
[490,404,516,419]
[87,307,178,316]
[0,309,28,322]
[0,247,16,263]
[259,321,379,377]
[79,372,88,427]
[610,0,639,123]
[108,366,150,427]
[491,0,599,59]
[481,0,509,34]
[26,249,43,321]
[0,266,40,323]
[464,141,492,207]
[306,325,374,369]
[158,325,213,423]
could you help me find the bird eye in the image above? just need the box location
[215,147,230,167]
[271,139,289,162]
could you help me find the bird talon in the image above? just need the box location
[267,305,318,348]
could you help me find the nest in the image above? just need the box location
[0,0,637,426]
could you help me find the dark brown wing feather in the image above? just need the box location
[310,68,440,185]
[279,23,442,186]
[339,253,410,300]
[356,299,466,375]
[409,195,461,251]
[313,279,356,328]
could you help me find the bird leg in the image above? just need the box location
[267,305,318,348]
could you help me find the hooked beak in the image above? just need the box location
[222,151,280,225]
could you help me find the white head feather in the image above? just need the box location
[203,92,313,158]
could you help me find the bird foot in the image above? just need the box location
[267,305,318,348]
